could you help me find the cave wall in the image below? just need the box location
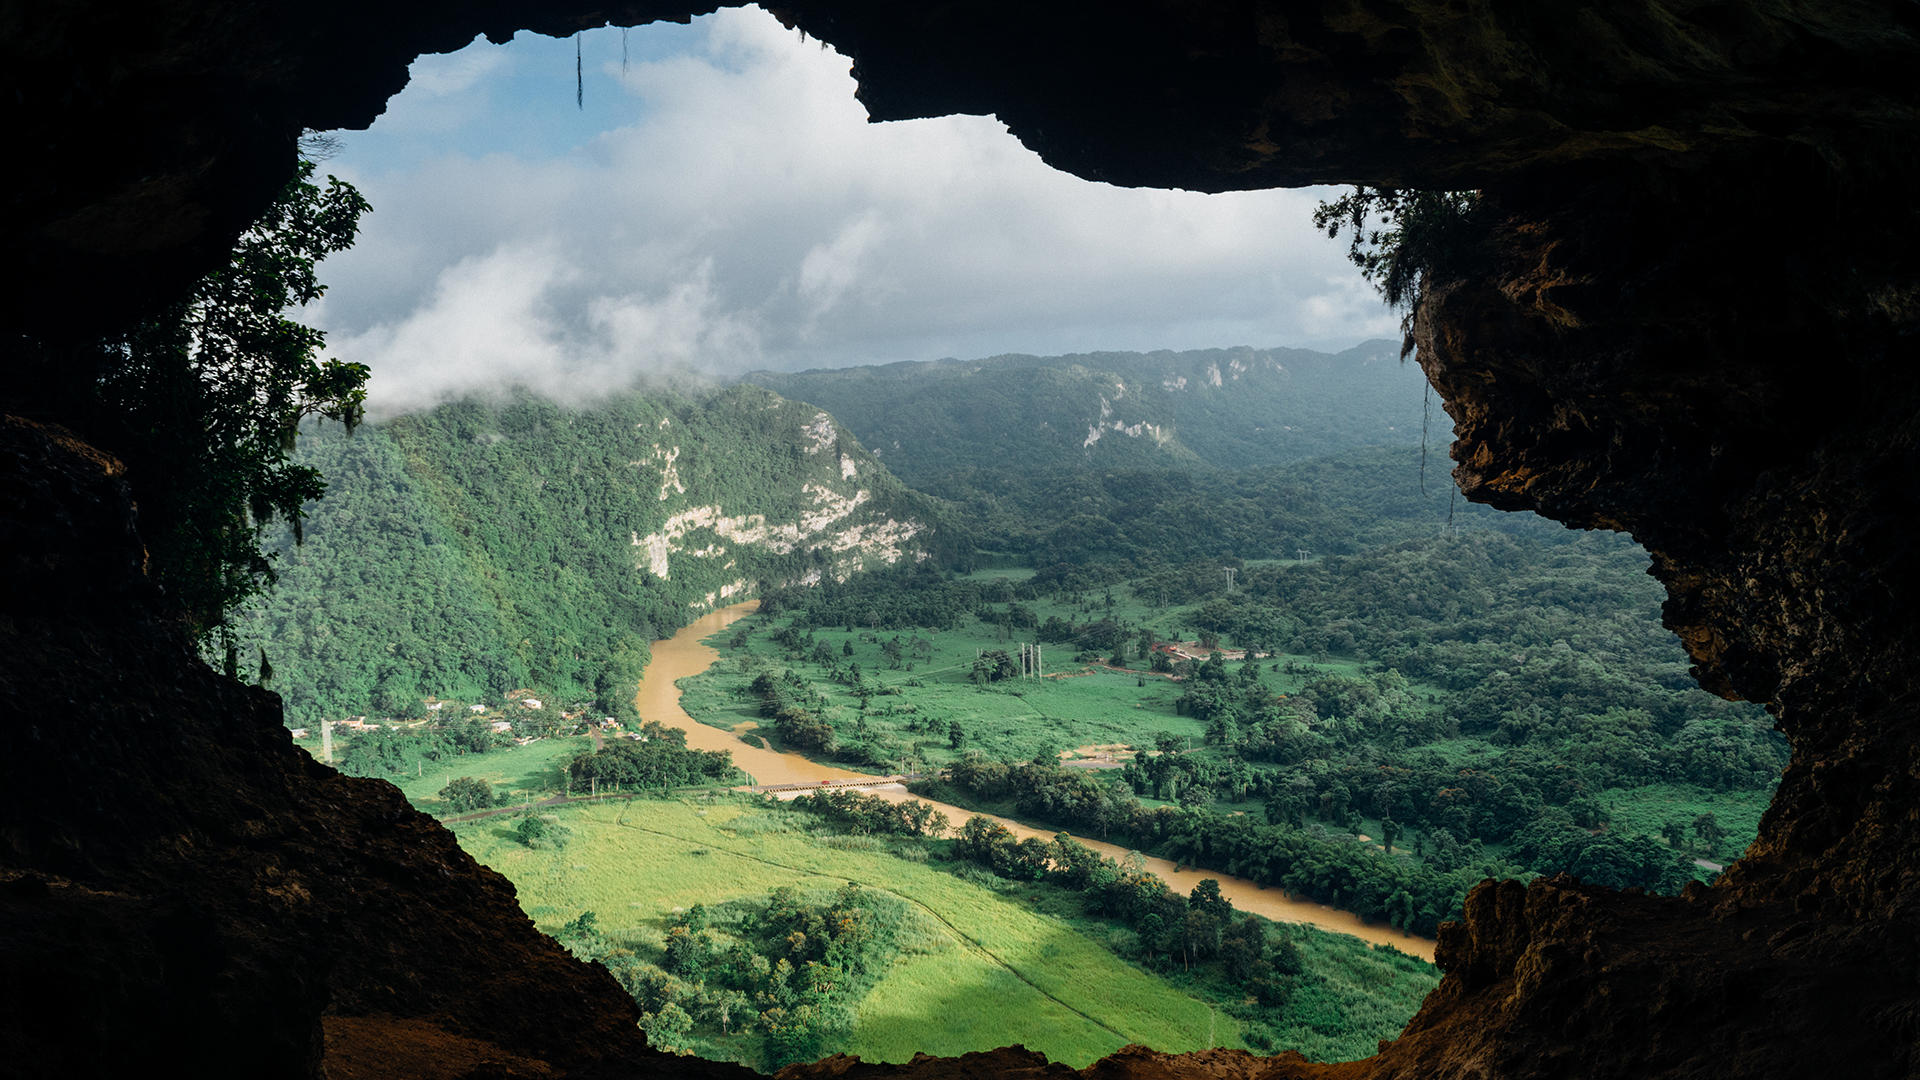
[5,1,1920,1077]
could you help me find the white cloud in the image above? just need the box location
[406,43,512,97]
[310,6,1393,413]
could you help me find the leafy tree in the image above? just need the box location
[515,814,571,850]
[1312,186,1478,349]
[1660,819,1689,851]
[437,776,493,813]
[87,160,372,646]
[1693,812,1729,854]
[972,649,1018,682]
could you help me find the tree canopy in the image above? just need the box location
[88,160,371,649]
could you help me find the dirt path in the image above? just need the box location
[638,602,1436,961]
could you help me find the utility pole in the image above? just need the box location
[1224,567,1236,593]
[1297,548,1310,562]
[321,719,332,764]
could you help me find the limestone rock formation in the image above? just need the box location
[4,1,1920,1078]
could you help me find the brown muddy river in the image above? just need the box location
[639,601,1436,960]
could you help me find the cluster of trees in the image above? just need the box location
[556,885,903,1066]
[566,721,740,791]
[751,671,838,753]
[780,789,950,837]
[927,757,1479,936]
[760,562,1003,631]
[904,447,1526,572]
[514,813,573,850]
[438,776,494,812]
[333,716,506,778]
[950,820,1303,992]
[759,623,934,684]
[1503,808,1696,893]
[1103,532,1784,858]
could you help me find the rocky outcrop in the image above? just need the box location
[5,1,1920,1078]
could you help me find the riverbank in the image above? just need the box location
[636,602,1436,961]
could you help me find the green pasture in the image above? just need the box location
[936,857,1439,1062]
[1602,782,1772,863]
[294,730,585,812]
[680,595,1395,775]
[449,797,1241,1067]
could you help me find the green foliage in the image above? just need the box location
[252,384,964,724]
[907,446,1536,572]
[931,761,1480,937]
[1313,188,1479,347]
[751,670,839,753]
[935,819,1436,1055]
[330,716,507,780]
[438,776,494,812]
[77,161,371,642]
[515,813,572,850]
[782,789,950,837]
[1506,813,1696,893]
[568,721,742,789]
[611,883,906,1065]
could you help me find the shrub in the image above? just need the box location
[516,813,572,850]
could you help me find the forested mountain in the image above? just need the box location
[743,342,1430,488]
[920,445,1539,569]
[246,384,966,724]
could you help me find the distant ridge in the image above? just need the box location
[741,340,1430,487]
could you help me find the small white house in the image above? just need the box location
[490,721,513,733]
[426,701,443,711]
[289,728,308,739]
[520,698,543,710]
[469,704,487,713]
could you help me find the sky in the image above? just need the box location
[306,5,1397,414]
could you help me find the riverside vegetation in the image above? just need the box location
[264,343,1782,1068]
[450,793,1437,1070]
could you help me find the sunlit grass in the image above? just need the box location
[449,797,1239,1067]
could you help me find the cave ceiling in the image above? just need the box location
[5,0,1917,340]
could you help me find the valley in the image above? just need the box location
[272,342,1781,1071]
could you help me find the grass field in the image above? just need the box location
[1602,782,1771,863]
[291,730,587,810]
[449,796,1246,1069]
[677,573,1391,776]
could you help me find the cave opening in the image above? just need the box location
[4,2,1917,1078]
[272,6,1788,1073]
